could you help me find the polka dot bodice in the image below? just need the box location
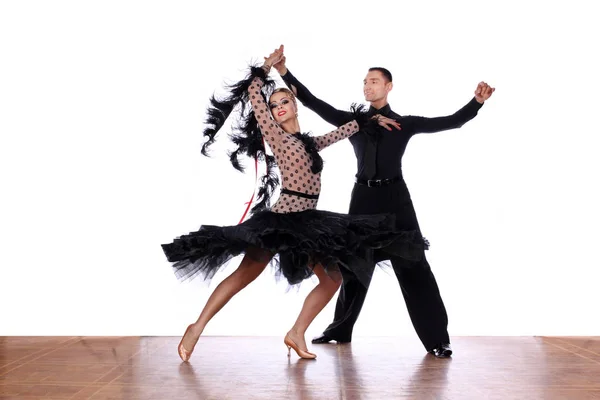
[249,76,360,214]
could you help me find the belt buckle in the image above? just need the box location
[367,179,381,187]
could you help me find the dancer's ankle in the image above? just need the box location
[191,323,204,337]
[288,327,305,337]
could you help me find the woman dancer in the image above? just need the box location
[162,46,424,361]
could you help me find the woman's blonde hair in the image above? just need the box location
[269,88,297,106]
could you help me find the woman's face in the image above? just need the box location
[269,91,297,124]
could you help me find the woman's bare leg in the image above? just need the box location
[181,251,271,352]
[286,265,342,353]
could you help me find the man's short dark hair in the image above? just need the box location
[368,67,393,83]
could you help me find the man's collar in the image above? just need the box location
[368,103,392,117]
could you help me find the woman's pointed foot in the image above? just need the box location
[178,324,201,362]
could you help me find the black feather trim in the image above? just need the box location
[200,64,281,215]
[350,103,379,135]
[292,132,323,174]
[251,154,280,213]
[201,66,274,156]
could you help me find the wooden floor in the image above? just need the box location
[1,336,599,399]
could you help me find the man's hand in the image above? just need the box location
[373,115,401,131]
[475,81,495,104]
[273,54,287,75]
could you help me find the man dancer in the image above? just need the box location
[273,50,494,358]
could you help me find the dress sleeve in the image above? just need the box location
[247,75,286,146]
[313,120,360,151]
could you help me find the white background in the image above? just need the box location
[1,1,599,337]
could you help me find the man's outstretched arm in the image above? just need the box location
[410,81,495,134]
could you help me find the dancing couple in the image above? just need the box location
[162,45,494,361]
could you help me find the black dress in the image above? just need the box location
[162,67,426,287]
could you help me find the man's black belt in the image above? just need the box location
[355,177,400,187]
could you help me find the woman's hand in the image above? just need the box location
[263,45,284,71]
[373,114,401,131]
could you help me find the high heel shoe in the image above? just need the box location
[177,324,198,362]
[284,334,317,359]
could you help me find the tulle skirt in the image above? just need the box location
[161,209,426,287]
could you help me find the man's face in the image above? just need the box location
[363,70,392,103]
